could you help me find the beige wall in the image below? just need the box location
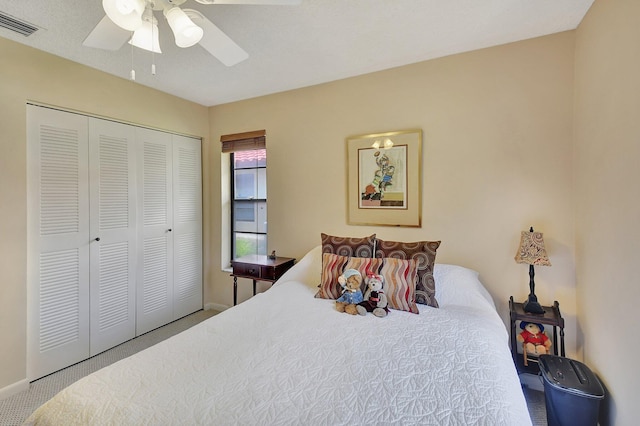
[0,38,210,392]
[574,0,640,424]
[210,32,578,356]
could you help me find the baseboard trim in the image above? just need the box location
[205,302,229,312]
[0,379,29,400]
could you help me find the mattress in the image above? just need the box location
[25,246,531,425]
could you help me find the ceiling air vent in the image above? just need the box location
[0,12,39,36]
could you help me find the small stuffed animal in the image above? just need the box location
[517,322,552,355]
[357,273,389,318]
[335,269,363,315]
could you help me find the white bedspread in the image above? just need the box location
[25,247,531,425]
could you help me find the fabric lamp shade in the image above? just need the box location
[515,227,550,314]
[515,230,551,266]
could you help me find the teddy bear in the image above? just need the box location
[517,321,552,355]
[356,273,389,318]
[335,269,364,315]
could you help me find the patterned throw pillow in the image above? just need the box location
[375,239,441,308]
[316,253,382,299]
[373,257,419,314]
[321,233,376,258]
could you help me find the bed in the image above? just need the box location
[25,245,532,425]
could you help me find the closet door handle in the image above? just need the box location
[167,228,172,232]
[94,237,100,242]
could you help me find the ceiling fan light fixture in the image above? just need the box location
[129,12,161,53]
[164,7,203,48]
[103,0,145,31]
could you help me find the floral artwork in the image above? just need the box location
[358,145,407,209]
[347,129,421,227]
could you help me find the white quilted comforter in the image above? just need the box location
[25,246,531,425]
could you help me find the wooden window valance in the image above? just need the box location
[221,130,266,153]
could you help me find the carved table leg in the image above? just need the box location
[233,276,238,306]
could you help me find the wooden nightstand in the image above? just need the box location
[231,255,296,305]
[509,296,565,375]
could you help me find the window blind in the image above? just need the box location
[220,129,266,153]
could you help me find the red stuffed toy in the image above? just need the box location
[517,322,552,355]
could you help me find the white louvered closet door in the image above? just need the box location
[27,106,90,380]
[172,135,203,320]
[88,118,137,356]
[136,127,174,335]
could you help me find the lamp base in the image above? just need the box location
[523,294,545,314]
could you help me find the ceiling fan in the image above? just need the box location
[84,0,301,67]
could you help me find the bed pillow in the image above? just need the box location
[321,233,376,258]
[375,239,441,308]
[373,257,419,314]
[434,263,495,310]
[316,253,382,299]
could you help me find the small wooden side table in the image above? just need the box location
[231,255,296,305]
[509,296,565,375]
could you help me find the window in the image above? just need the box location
[221,130,267,259]
[231,149,267,258]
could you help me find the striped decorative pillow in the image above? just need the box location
[374,257,419,314]
[316,253,382,299]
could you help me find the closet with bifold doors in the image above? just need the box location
[26,105,202,380]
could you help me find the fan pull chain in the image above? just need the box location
[151,17,156,76]
[130,36,136,81]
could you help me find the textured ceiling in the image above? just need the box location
[0,0,594,106]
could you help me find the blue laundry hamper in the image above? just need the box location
[538,355,604,426]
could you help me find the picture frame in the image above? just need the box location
[347,129,422,227]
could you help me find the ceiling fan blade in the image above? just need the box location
[184,9,249,67]
[194,0,302,5]
[83,15,131,51]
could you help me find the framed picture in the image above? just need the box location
[347,129,422,227]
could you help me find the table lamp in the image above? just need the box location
[515,227,551,314]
